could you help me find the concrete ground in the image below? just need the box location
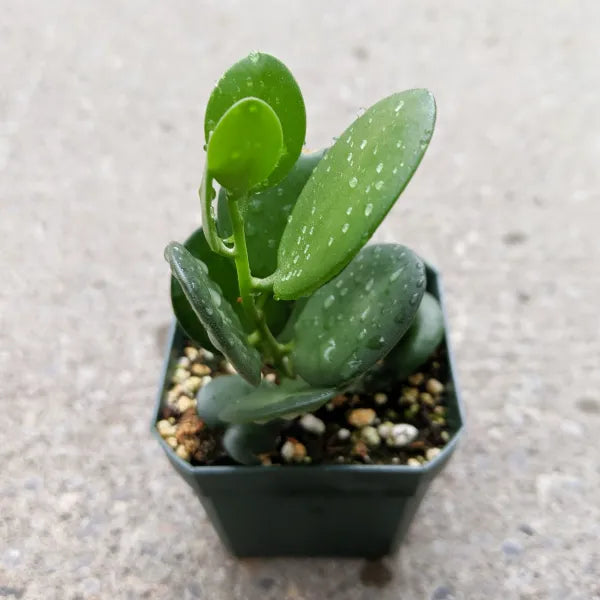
[1,1,599,598]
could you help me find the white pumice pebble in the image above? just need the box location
[299,414,326,435]
[388,423,419,447]
[337,428,351,440]
[281,440,295,462]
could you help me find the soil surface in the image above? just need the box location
[156,341,454,466]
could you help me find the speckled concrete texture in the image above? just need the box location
[2,1,599,598]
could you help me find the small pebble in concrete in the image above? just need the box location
[518,523,534,536]
[431,585,455,600]
[299,414,326,435]
[347,408,376,427]
[501,539,523,556]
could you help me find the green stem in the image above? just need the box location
[200,165,235,258]
[227,193,292,377]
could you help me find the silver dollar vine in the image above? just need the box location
[164,52,444,464]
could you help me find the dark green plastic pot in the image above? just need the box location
[151,264,464,557]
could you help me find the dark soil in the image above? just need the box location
[157,342,453,467]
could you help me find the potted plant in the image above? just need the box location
[152,52,464,557]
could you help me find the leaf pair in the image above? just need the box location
[205,52,306,194]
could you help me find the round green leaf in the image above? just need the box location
[292,244,426,386]
[165,242,262,386]
[207,97,283,193]
[196,375,254,428]
[274,89,436,300]
[385,292,444,380]
[219,378,335,424]
[217,150,325,277]
[205,52,306,186]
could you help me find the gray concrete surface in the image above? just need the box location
[1,1,599,598]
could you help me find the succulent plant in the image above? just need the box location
[164,52,444,464]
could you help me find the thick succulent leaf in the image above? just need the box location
[170,228,247,349]
[223,422,281,465]
[170,227,289,348]
[384,292,444,381]
[274,90,436,300]
[205,52,306,186]
[219,378,335,424]
[217,151,325,277]
[277,297,308,344]
[207,97,283,193]
[292,244,426,386]
[196,375,254,428]
[165,242,262,385]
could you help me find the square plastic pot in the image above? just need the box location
[151,264,464,558]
